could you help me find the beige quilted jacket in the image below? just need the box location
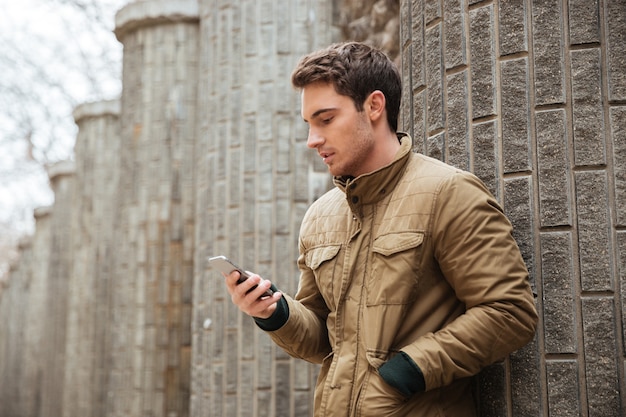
[259,135,538,417]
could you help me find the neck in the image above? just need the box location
[374,128,402,167]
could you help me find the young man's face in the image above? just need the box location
[301,82,376,178]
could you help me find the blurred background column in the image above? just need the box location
[40,161,75,417]
[111,1,199,416]
[191,0,338,416]
[20,206,53,417]
[62,100,121,417]
[0,236,31,416]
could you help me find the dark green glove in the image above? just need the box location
[378,351,426,397]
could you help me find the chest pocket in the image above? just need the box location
[368,231,424,306]
[304,244,342,309]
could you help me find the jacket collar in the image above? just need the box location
[334,133,413,215]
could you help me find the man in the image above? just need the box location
[224,42,538,416]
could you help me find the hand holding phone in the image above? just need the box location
[208,256,274,297]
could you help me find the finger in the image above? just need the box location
[224,270,257,294]
[247,278,273,298]
[223,270,242,296]
[237,273,264,296]
[245,291,283,318]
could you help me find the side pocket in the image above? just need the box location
[315,351,335,414]
[356,350,408,417]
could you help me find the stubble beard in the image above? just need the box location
[332,114,376,178]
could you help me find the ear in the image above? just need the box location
[366,90,386,123]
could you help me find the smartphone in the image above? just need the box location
[208,255,273,297]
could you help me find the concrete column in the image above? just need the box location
[112,2,199,416]
[40,161,76,417]
[0,237,32,416]
[191,1,337,416]
[62,100,121,417]
[21,206,53,417]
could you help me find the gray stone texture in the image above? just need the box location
[191,0,337,415]
[399,0,625,414]
[41,162,76,417]
[408,0,425,91]
[541,232,576,353]
[575,171,612,292]
[501,57,531,173]
[446,70,470,170]
[476,363,507,417]
[617,231,626,352]
[63,101,121,417]
[571,48,606,167]
[111,1,200,416]
[504,177,535,288]
[426,23,444,133]
[547,360,581,417]
[606,0,626,100]
[499,0,528,56]
[443,0,466,69]
[2,208,51,417]
[2,0,626,416]
[536,109,572,227]
[469,5,496,119]
[510,339,541,416]
[569,0,600,44]
[0,239,33,417]
[472,120,499,199]
[582,298,620,417]
[424,0,442,24]
[533,0,565,105]
[612,107,626,226]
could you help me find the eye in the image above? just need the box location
[322,116,334,124]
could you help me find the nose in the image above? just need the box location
[306,127,323,149]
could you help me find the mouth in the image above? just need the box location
[320,151,334,163]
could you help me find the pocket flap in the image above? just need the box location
[366,349,390,369]
[372,232,424,257]
[305,244,341,270]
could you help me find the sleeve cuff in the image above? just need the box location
[253,285,289,331]
[378,351,426,396]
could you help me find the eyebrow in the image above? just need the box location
[303,107,336,123]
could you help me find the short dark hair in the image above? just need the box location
[291,42,401,132]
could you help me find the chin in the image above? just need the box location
[327,163,350,177]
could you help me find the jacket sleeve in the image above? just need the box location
[257,250,332,365]
[400,171,538,392]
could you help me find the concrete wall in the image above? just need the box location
[1,0,625,416]
[399,1,626,416]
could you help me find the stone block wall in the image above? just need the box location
[1,1,625,416]
[400,0,626,416]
